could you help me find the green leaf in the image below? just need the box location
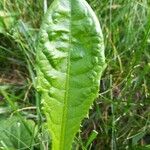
[129,131,146,146]
[0,11,16,33]
[36,0,105,149]
[85,130,98,149]
[0,116,35,149]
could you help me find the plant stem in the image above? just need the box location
[44,0,47,14]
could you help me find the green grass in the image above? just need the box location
[0,0,150,149]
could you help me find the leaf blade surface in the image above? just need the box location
[36,0,105,149]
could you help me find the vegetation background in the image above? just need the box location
[0,0,150,149]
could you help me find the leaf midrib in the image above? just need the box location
[60,0,72,149]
